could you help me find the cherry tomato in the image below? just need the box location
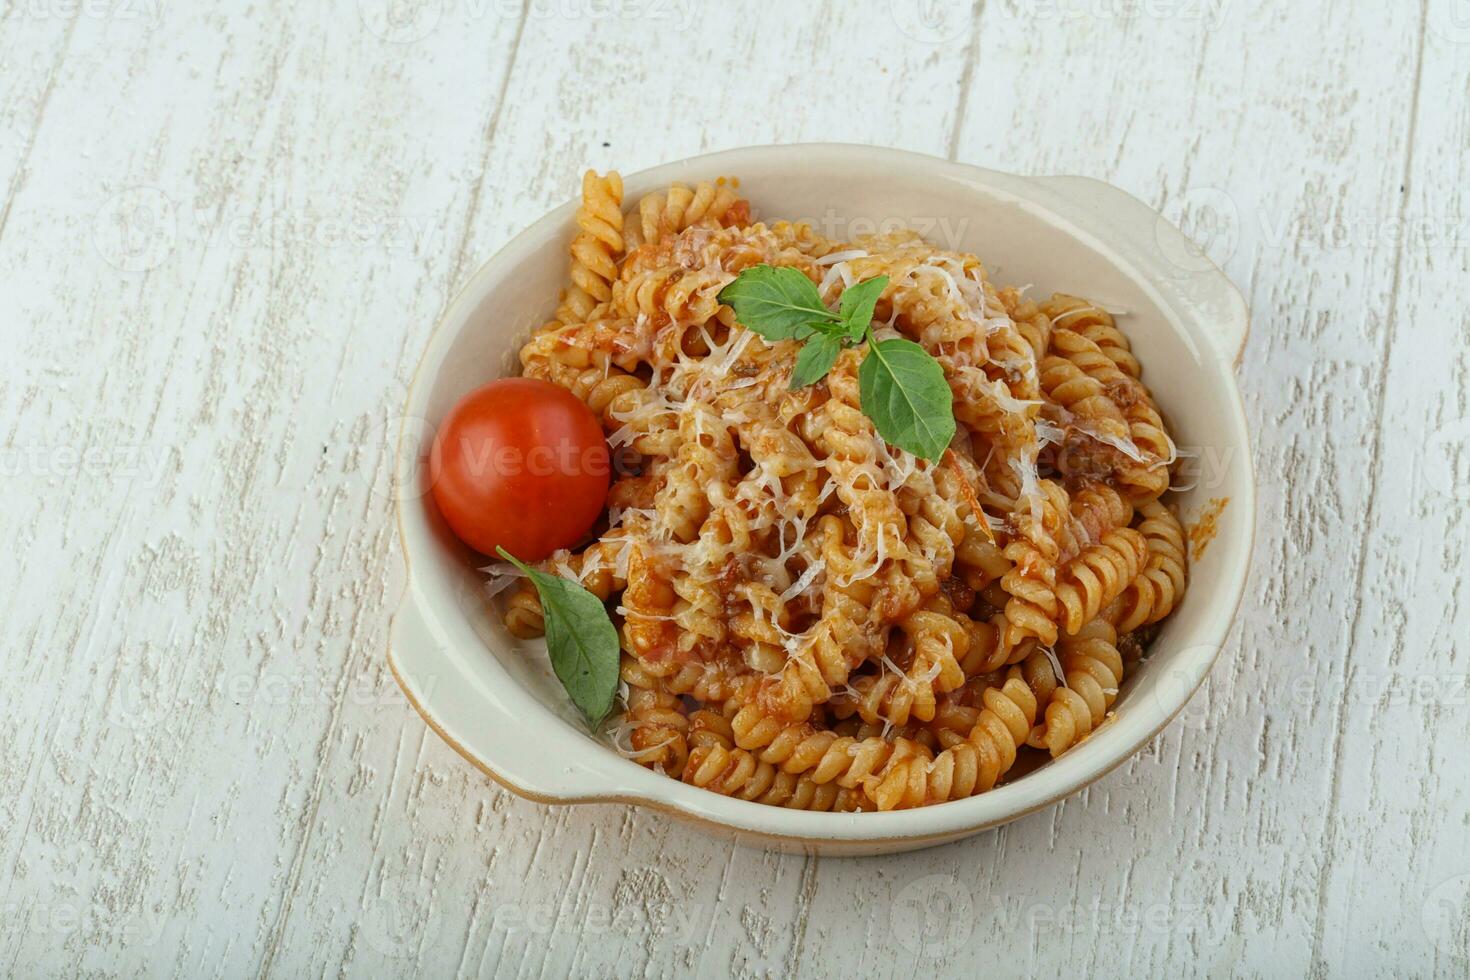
[429,378,610,560]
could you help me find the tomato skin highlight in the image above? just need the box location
[429,378,610,560]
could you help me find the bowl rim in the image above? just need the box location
[389,142,1256,845]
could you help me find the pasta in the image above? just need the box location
[1028,619,1125,757]
[497,169,1193,811]
[1112,499,1188,633]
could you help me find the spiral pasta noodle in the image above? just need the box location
[619,661,689,774]
[999,479,1069,648]
[556,170,624,325]
[864,669,1041,810]
[1041,293,1140,378]
[681,741,873,811]
[1112,499,1188,632]
[1046,327,1172,501]
[503,581,545,639]
[623,180,749,250]
[1054,527,1148,636]
[490,170,1194,810]
[1028,619,1125,757]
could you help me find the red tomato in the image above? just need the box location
[429,378,610,560]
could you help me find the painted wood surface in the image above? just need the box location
[2,1,1468,976]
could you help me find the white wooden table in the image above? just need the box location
[4,1,1468,976]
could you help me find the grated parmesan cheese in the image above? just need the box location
[984,378,1043,416]
[615,605,679,622]
[815,249,869,266]
[1040,644,1067,689]
[836,523,890,587]
[605,718,676,759]
[1035,419,1067,446]
[778,557,826,603]
[1073,420,1152,465]
[481,562,527,600]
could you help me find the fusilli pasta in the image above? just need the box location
[494,170,1193,810]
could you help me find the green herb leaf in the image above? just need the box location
[718,265,837,341]
[858,337,956,462]
[789,332,842,389]
[497,547,619,729]
[792,322,824,341]
[721,266,956,461]
[837,274,889,342]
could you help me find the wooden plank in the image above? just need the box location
[253,4,987,977]
[0,2,525,974]
[1312,10,1470,976]
[0,0,1460,976]
[799,3,1428,975]
[921,2,1435,976]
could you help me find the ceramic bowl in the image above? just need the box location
[389,143,1253,856]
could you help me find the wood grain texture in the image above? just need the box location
[1,1,1465,976]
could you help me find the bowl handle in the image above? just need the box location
[389,584,636,805]
[1027,175,1250,367]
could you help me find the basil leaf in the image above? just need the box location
[858,337,956,462]
[792,323,821,341]
[837,274,889,342]
[789,332,842,389]
[795,319,846,342]
[497,548,619,729]
[718,265,837,341]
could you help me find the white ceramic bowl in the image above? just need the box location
[390,144,1253,856]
